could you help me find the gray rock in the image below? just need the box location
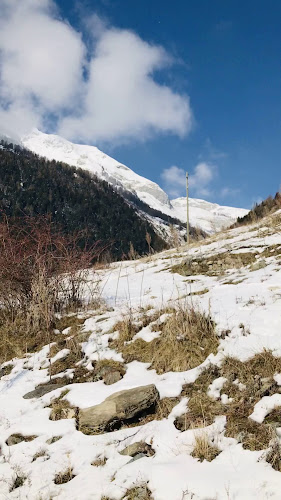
[79,384,159,434]
[174,413,190,432]
[103,370,122,385]
[0,364,13,379]
[23,382,66,399]
[46,436,62,445]
[6,433,37,446]
[128,453,147,463]
[120,441,155,457]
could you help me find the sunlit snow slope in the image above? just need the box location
[22,130,248,233]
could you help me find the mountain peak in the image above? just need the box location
[21,130,248,234]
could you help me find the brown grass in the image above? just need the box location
[54,467,75,485]
[32,448,48,462]
[175,393,224,431]
[191,432,221,462]
[265,440,281,471]
[172,251,257,278]
[122,483,153,500]
[175,351,281,451]
[119,306,218,374]
[111,310,163,352]
[48,393,76,421]
[49,324,92,377]
[221,350,281,382]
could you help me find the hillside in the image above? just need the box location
[233,191,281,227]
[0,208,281,499]
[22,130,249,235]
[0,141,166,258]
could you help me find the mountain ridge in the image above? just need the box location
[22,129,249,235]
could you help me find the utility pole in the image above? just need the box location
[186,172,189,246]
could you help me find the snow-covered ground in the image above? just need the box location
[1,211,281,499]
[21,130,248,234]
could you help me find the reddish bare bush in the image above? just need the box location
[0,215,107,360]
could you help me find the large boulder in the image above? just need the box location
[78,384,159,434]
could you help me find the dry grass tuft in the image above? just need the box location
[91,456,107,467]
[49,326,91,377]
[0,363,13,378]
[175,393,224,431]
[122,483,153,500]
[182,365,221,398]
[32,448,48,462]
[119,306,218,374]
[265,440,281,471]
[221,350,281,383]
[48,394,76,421]
[54,467,75,485]
[46,436,62,445]
[9,470,27,492]
[111,309,163,352]
[191,432,221,462]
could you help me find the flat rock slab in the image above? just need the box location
[79,384,160,434]
[23,382,67,399]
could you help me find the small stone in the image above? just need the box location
[6,434,37,446]
[120,441,155,457]
[174,414,191,432]
[103,370,122,385]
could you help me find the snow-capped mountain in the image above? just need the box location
[171,197,248,234]
[22,129,248,234]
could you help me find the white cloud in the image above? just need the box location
[0,1,192,144]
[0,0,85,137]
[59,28,192,143]
[220,186,240,198]
[161,165,186,198]
[161,162,216,198]
[189,162,215,196]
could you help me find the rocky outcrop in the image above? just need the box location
[23,381,67,399]
[78,384,159,434]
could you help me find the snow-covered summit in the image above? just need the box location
[22,129,248,233]
[22,129,172,213]
[171,197,249,234]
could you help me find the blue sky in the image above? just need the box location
[1,0,280,207]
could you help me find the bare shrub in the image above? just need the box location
[0,215,105,362]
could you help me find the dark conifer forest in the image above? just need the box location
[0,141,166,259]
